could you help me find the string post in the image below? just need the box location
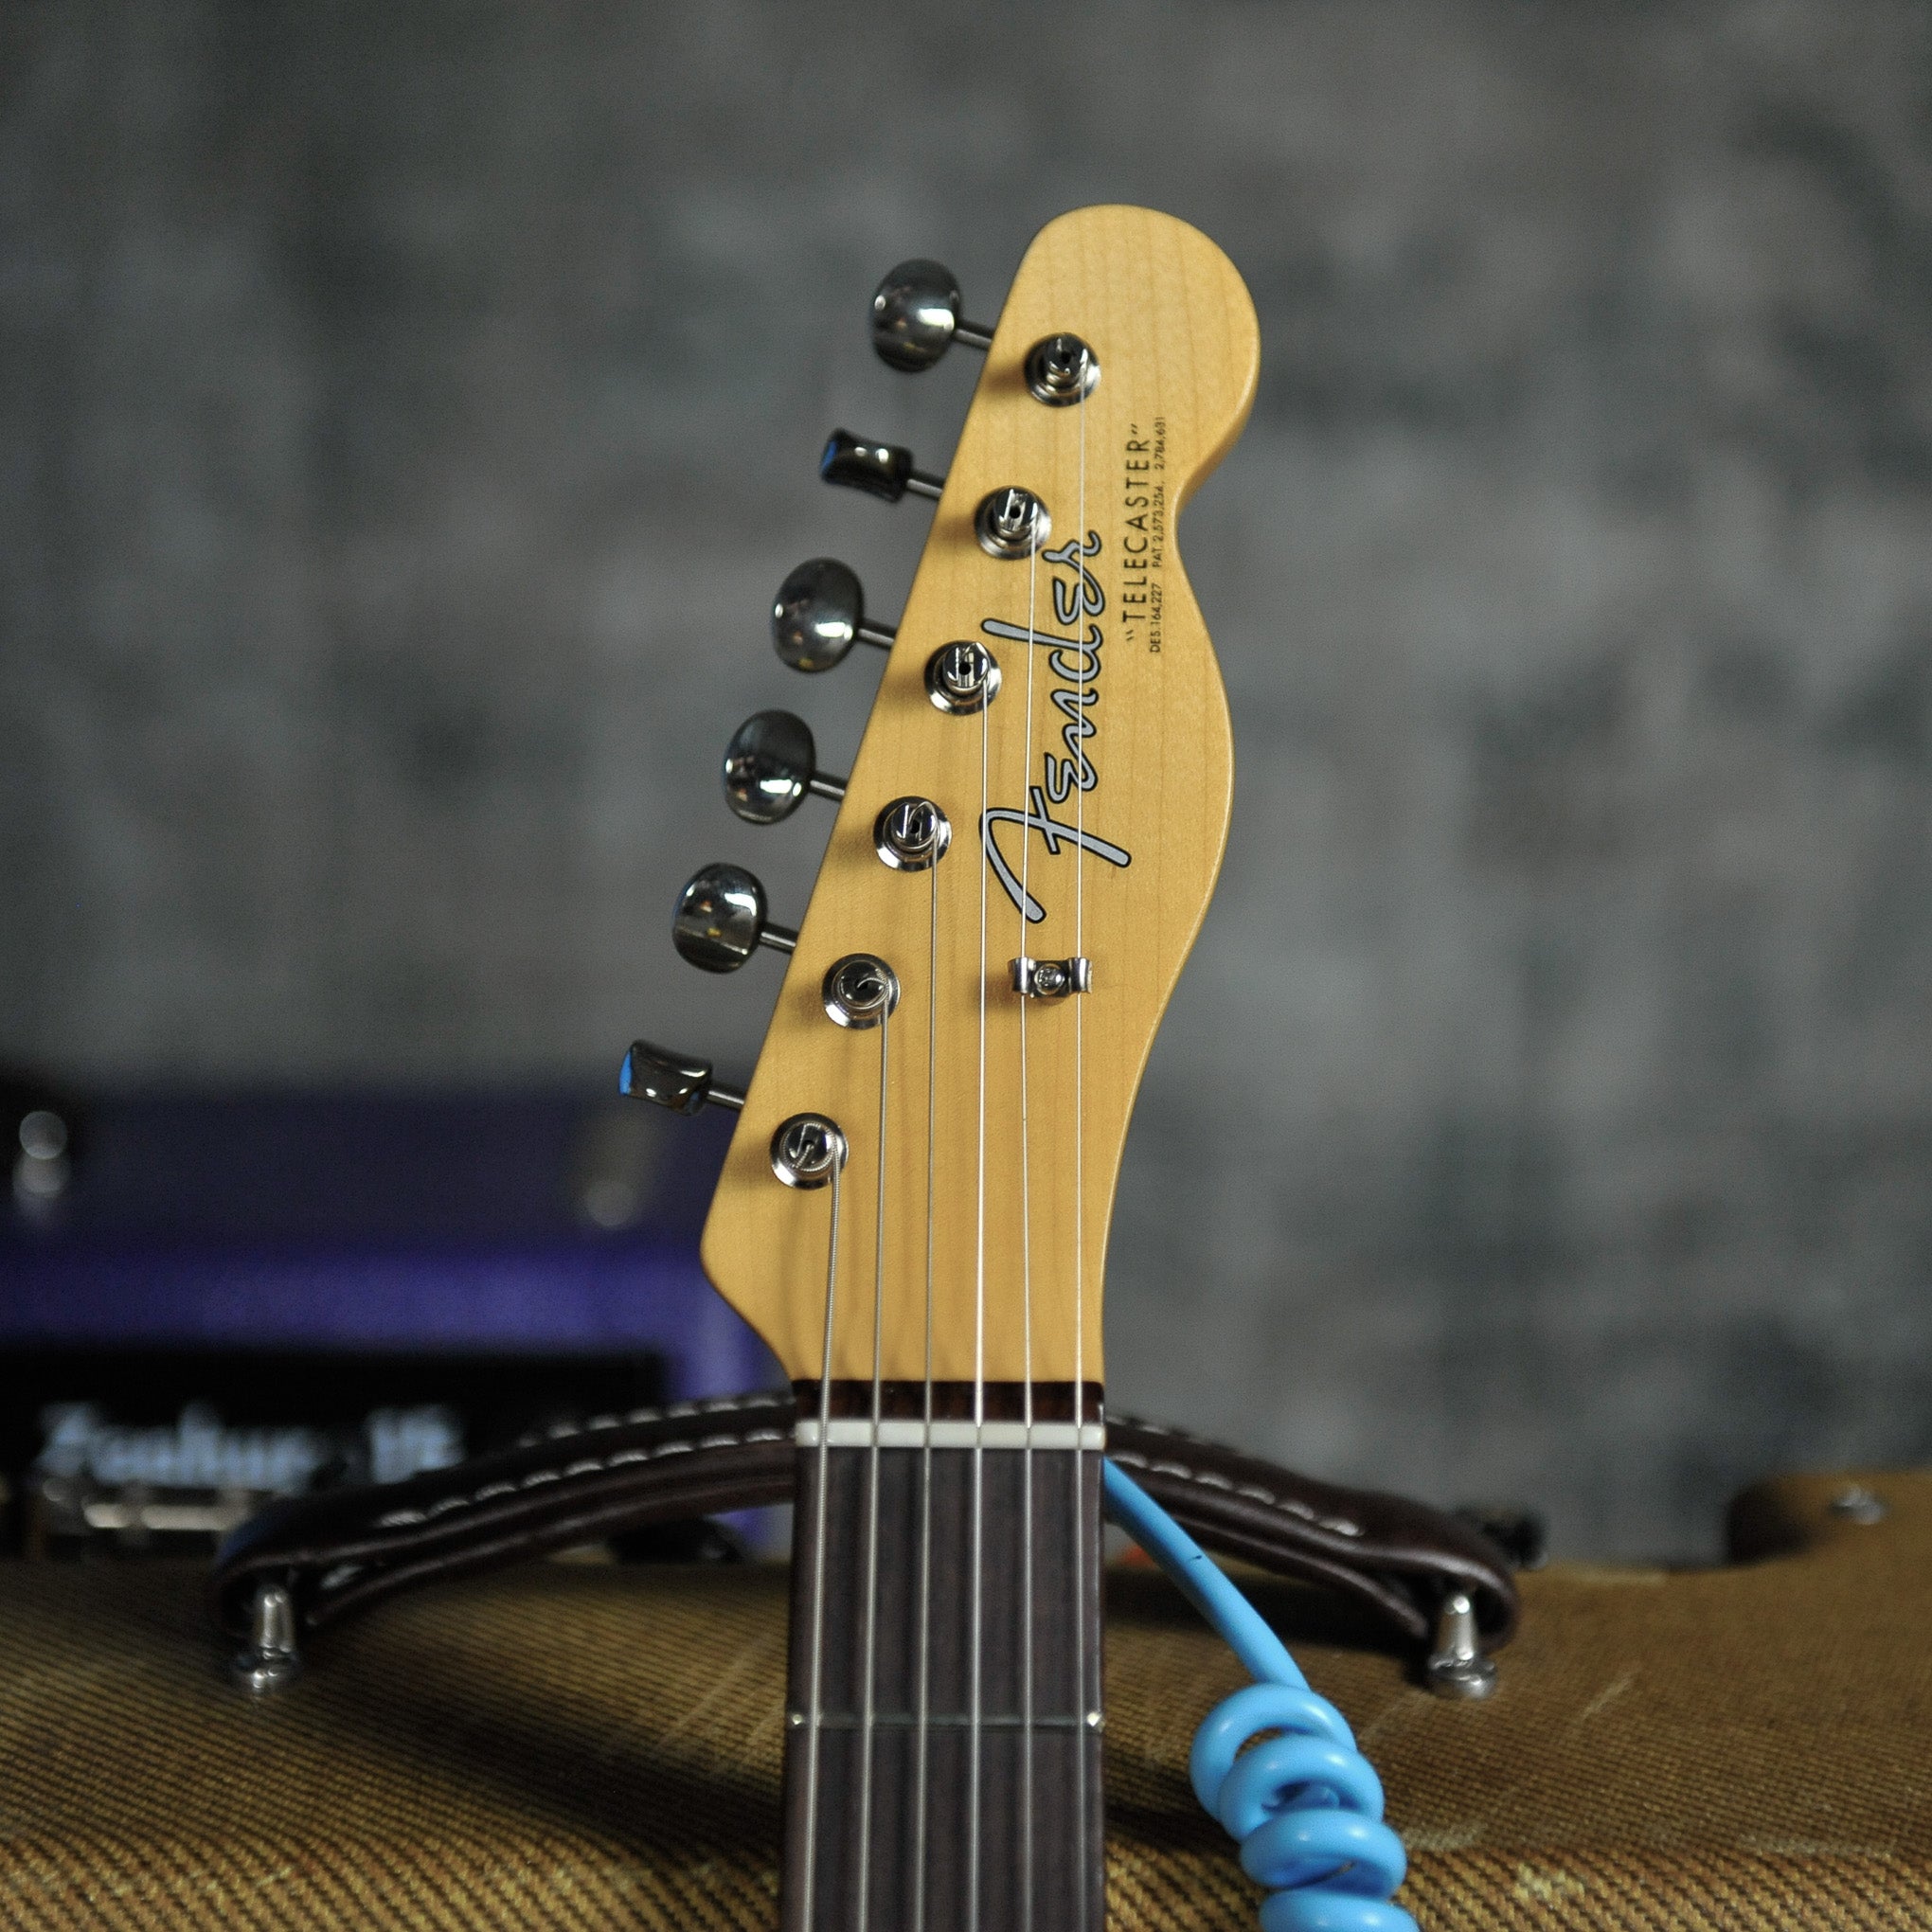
[926,641,1002,715]
[823,954,901,1030]
[975,485,1051,558]
[875,796,953,871]
[770,1114,849,1190]
[1025,333,1100,406]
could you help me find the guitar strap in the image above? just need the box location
[209,1393,1518,1664]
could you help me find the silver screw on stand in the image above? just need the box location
[230,1580,302,1694]
[1423,1591,1495,1700]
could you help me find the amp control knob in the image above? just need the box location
[724,711,847,825]
[772,559,897,672]
[672,863,797,974]
[870,259,993,372]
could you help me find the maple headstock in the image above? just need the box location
[646,206,1258,1387]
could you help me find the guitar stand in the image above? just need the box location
[210,1392,1522,1695]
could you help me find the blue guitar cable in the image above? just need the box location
[1103,1458,1417,1932]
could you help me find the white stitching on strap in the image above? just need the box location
[334,1420,794,1585]
[528,1390,793,1447]
[1107,1447,1363,1541]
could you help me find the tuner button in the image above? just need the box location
[672,862,798,973]
[869,259,994,372]
[820,428,945,504]
[619,1040,745,1115]
[772,559,897,672]
[723,710,848,825]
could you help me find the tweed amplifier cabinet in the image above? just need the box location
[0,1467,1923,1930]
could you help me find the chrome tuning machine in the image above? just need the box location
[772,560,897,673]
[870,259,993,372]
[723,711,847,825]
[672,863,797,973]
[874,796,950,870]
[925,640,1000,714]
[619,1040,745,1115]
[770,1113,848,1190]
[820,429,944,504]
[1025,332,1100,405]
[975,485,1050,558]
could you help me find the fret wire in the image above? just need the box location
[793,1712,1098,1731]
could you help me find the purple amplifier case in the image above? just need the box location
[0,1084,778,1554]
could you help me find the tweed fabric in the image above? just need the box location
[0,1470,1926,1929]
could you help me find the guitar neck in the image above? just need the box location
[782,1381,1105,1932]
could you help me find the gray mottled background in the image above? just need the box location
[4,2,1930,1557]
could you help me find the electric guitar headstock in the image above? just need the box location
[624,203,1256,1932]
[628,206,1258,1395]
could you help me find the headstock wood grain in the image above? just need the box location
[703,205,1259,1391]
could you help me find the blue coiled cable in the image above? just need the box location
[1102,1459,1417,1932]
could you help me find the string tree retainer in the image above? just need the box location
[1011,956,1093,999]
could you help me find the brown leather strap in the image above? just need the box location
[208,1392,1518,1655]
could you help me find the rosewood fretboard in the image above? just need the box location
[782,1381,1104,1932]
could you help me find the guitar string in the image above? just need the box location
[853,998,890,1932]
[1018,510,1044,1932]
[1069,372,1091,1932]
[799,1150,844,1932]
[967,619,992,1932]
[911,861,939,1932]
